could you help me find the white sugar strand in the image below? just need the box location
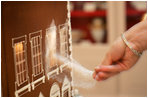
[55,54,97,88]
[71,59,96,88]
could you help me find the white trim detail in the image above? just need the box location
[50,82,60,97]
[67,2,74,97]
[15,83,31,97]
[47,67,59,80]
[62,76,71,97]
[67,1,73,60]
[31,76,45,90]
[60,62,69,73]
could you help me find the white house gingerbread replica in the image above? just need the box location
[1,1,74,97]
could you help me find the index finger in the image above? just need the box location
[95,64,124,73]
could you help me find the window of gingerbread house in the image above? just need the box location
[12,35,31,97]
[29,30,45,90]
[59,23,69,72]
[45,26,59,80]
[59,23,69,58]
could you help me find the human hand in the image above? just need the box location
[93,20,147,81]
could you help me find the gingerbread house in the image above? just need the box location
[1,1,74,97]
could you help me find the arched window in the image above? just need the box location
[62,76,71,97]
[50,82,60,97]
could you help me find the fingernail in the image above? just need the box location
[95,66,100,70]
[95,75,99,80]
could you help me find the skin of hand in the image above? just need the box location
[93,20,147,81]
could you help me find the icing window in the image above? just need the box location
[30,31,43,76]
[59,23,69,59]
[14,42,28,85]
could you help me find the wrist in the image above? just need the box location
[122,33,143,57]
[125,20,147,52]
[125,32,144,52]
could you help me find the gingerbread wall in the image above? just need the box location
[1,1,73,97]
